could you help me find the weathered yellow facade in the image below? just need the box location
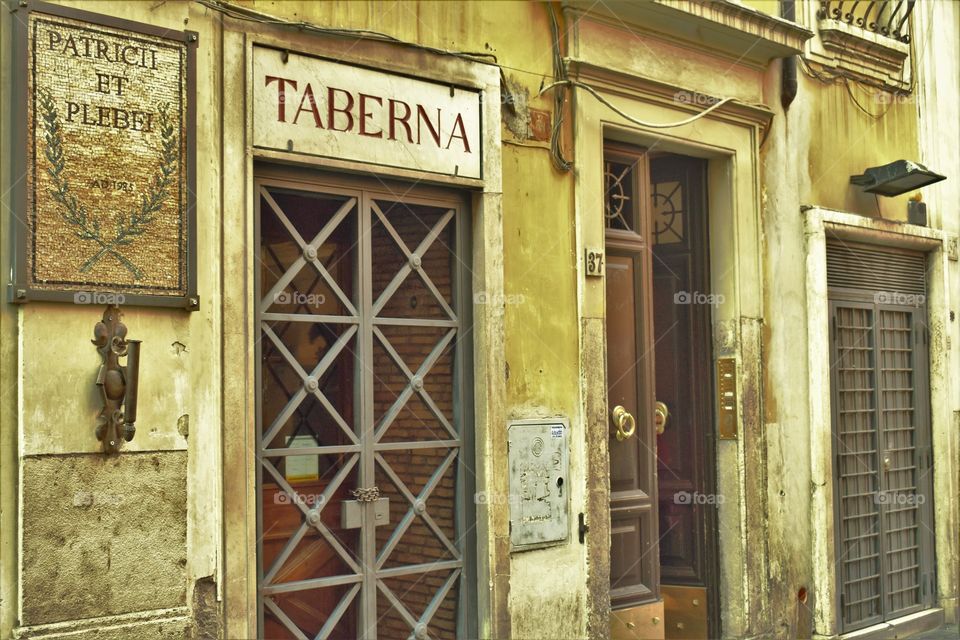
[1,1,957,639]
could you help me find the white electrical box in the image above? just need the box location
[507,418,569,549]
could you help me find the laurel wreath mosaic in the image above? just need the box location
[26,13,188,296]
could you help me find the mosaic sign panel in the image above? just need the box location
[11,3,197,308]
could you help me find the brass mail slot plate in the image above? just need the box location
[717,358,738,440]
[341,497,390,529]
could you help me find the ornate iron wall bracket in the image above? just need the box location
[92,305,141,454]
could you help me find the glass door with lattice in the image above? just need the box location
[255,173,472,640]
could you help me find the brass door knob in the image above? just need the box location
[655,401,669,435]
[612,405,636,441]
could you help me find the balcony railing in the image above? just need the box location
[817,1,915,43]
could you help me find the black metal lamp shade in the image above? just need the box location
[850,160,946,196]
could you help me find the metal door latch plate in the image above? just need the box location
[341,497,390,529]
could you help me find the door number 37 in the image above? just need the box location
[585,248,605,277]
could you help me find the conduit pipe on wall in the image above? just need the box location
[780,0,799,111]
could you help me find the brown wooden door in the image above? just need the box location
[607,248,658,605]
[605,146,663,638]
[649,155,719,638]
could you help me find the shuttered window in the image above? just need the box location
[827,240,936,633]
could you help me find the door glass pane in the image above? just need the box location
[260,188,358,316]
[377,571,460,640]
[263,584,359,640]
[371,199,455,321]
[651,179,684,245]
[261,321,358,451]
[373,324,455,444]
[605,159,637,232]
[259,452,361,580]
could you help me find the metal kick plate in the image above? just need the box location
[661,584,708,639]
[341,497,389,529]
[717,358,738,440]
[610,599,665,640]
[507,419,569,549]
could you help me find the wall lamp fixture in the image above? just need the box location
[850,160,946,197]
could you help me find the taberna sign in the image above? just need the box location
[252,46,482,179]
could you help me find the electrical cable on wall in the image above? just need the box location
[538,80,739,130]
[195,0,499,66]
[547,4,573,172]
[796,56,910,120]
